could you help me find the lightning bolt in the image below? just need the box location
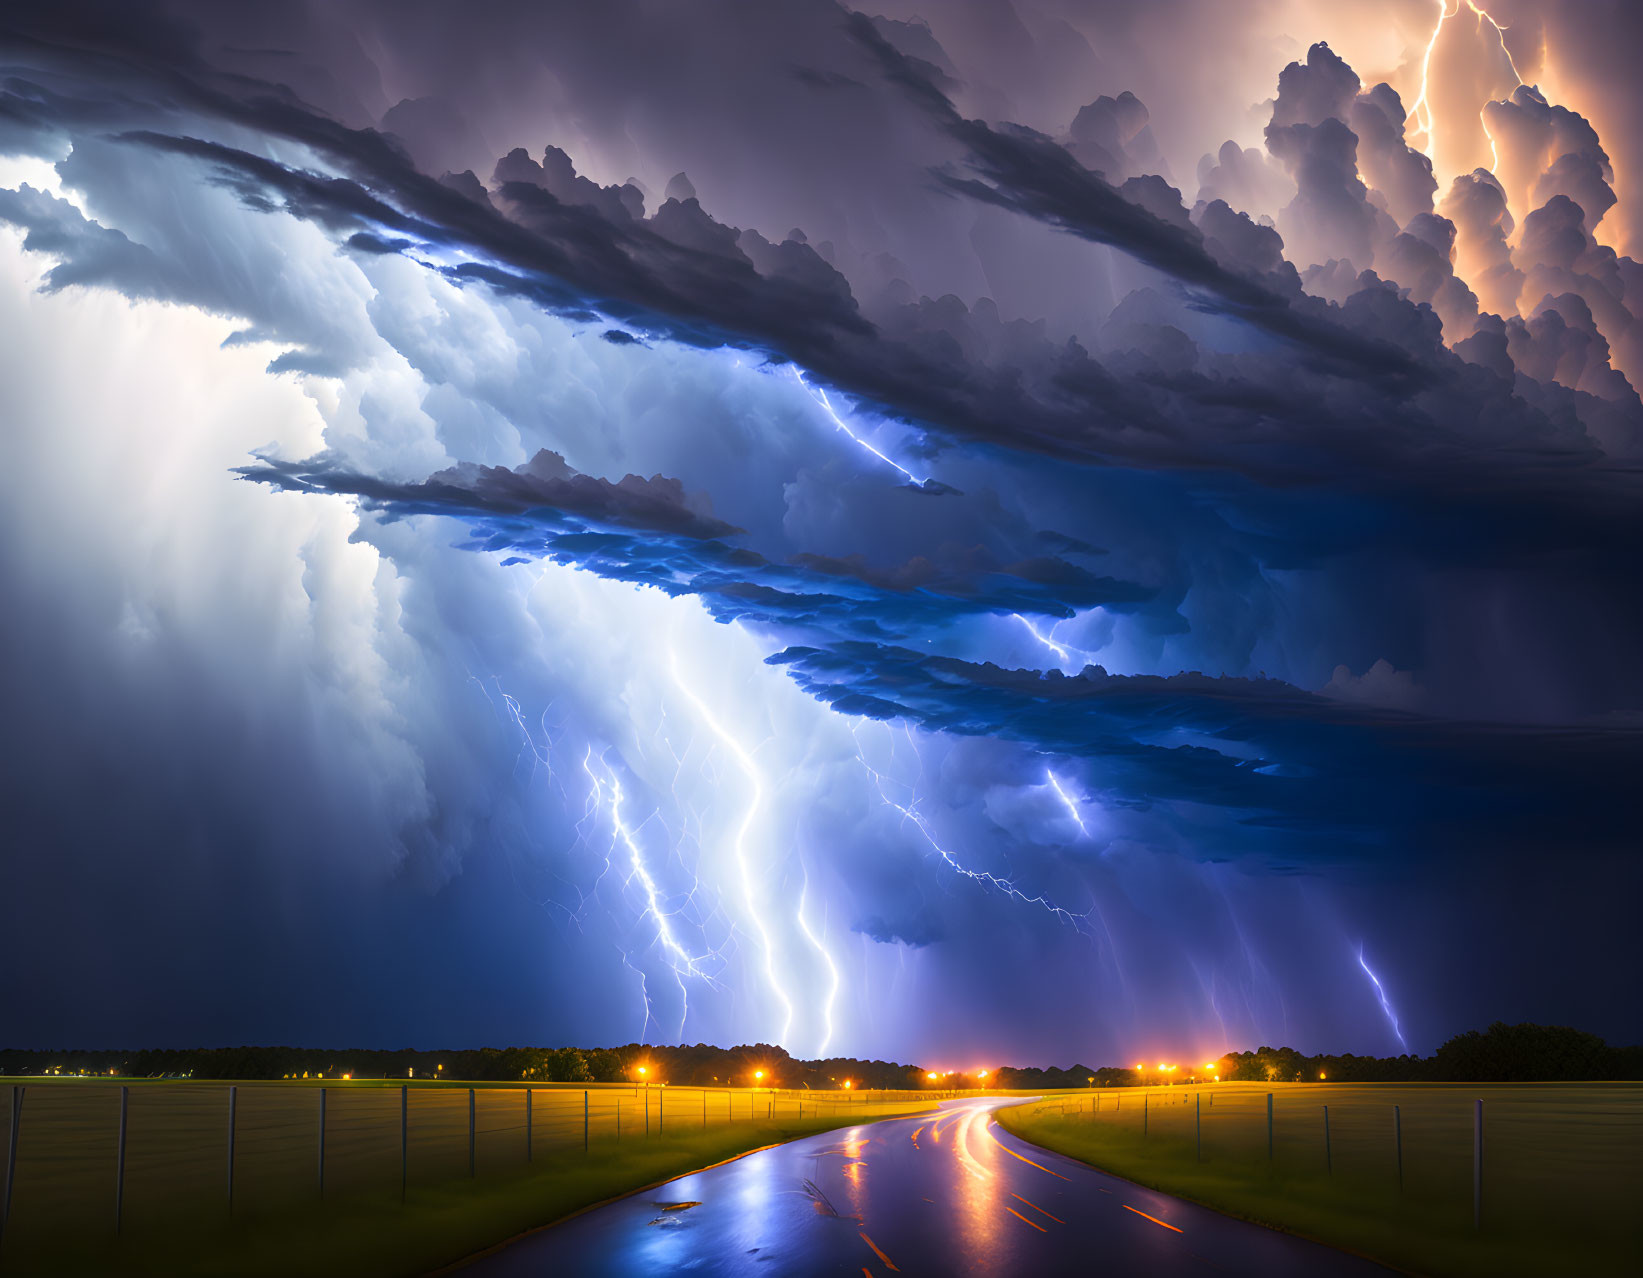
[582,747,712,1042]
[794,368,928,485]
[1407,0,1523,177]
[1357,946,1409,1052]
[1013,612,1100,674]
[853,722,1090,930]
[669,650,797,1047]
[1045,770,1088,836]
[795,866,840,1058]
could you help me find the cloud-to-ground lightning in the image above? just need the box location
[1358,946,1409,1052]
[669,650,798,1048]
[794,368,928,485]
[582,747,712,1042]
[795,866,840,1058]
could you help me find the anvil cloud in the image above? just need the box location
[0,0,1638,1067]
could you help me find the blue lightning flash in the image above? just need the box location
[794,368,928,485]
[1357,947,1409,1052]
[853,722,1089,931]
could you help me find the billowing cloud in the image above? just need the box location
[1,0,1640,1066]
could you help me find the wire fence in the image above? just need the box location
[1013,1081,1643,1247]
[0,1079,938,1251]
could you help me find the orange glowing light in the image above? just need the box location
[637,1066,648,1076]
[754,1069,765,1081]
[843,1079,853,1088]
[927,1071,939,1081]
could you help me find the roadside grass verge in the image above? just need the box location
[0,1102,934,1277]
[995,1082,1642,1277]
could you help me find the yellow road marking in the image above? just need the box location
[1011,1192,1064,1223]
[911,1125,923,1148]
[860,1232,900,1271]
[1004,1204,1047,1232]
[987,1130,1070,1180]
[1124,1205,1184,1234]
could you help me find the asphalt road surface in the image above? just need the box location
[460,1097,1396,1277]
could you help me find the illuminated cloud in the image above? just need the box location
[0,0,1639,1068]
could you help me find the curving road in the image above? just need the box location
[460,1097,1394,1277]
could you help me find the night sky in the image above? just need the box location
[1,0,1639,1069]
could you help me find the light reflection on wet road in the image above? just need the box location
[460,1097,1395,1276]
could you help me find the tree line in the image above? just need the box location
[3,1023,1636,1085]
[0,1041,931,1088]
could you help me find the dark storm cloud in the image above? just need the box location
[242,453,1156,641]
[769,641,1643,853]
[3,0,1643,1060]
[7,5,1638,521]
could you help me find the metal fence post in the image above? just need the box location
[525,1089,532,1164]
[2,1086,20,1249]
[227,1086,237,1216]
[583,1090,589,1153]
[1266,1093,1274,1163]
[1393,1104,1403,1193]
[1473,1099,1483,1230]
[115,1086,128,1233]
[401,1086,409,1202]
[468,1089,476,1178]
[1323,1104,1332,1173]
[318,1088,327,1198]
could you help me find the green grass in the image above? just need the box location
[0,1079,935,1276]
[995,1081,1643,1277]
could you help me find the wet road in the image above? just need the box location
[459,1097,1395,1277]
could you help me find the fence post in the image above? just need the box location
[1143,1093,1148,1137]
[227,1086,237,1216]
[525,1089,532,1164]
[2,1085,20,1249]
[401,1086,409,1202]
[1393,1104,1403,1193]
[468,1089,476,1178]
[116,1086,128,1232]
[318,1088,327,1198]
[1473,1099,1483,1230]
[1323,1104,1332,1173]
[583,1091,589,1153]
[1195,1092,1201,1163]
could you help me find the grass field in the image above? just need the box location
[0,1078,938,1276]
[996,1080,1643,1277]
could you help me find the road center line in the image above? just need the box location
[1124,1205,1184,1234]
[1011,1192,1064,1223]
[859,1232,900,1271]
[1004,1204,1048,1232]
